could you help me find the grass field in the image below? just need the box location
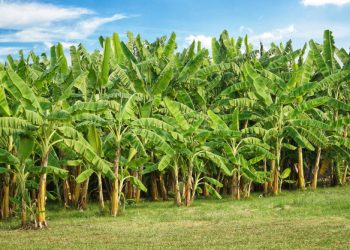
[1,186,350,249]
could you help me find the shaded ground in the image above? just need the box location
[1,186,350,249]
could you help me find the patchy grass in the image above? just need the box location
[1,186,350,249]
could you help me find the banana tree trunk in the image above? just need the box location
[184,162,193,207]
[343,166,348,184]
[21,196,27,227]
[263,160,268,195]
[232,165,241,200]
[231,171,239,200]
[174,166,181,206]
[30,188,36,204]
[311,148,321,190]
[244,180,252,198]
[97,173,104,212]
[1,174,10,219]
[79,178,89,210]
[271,158,278,195]
[222,178,229,195]
[236,170,241,200]
[203,183,209,197]
[73,165,81,206]
[53,175,61,205]
[342,126,348,184]
[132,172,138,199]
[36,153,48,228]
[191,173,200,202]
[135,166,143,203]
[159,173,168,201]
[1,137,13,219]
[150,172,159,201]
[297,146,305,189]
[272,143,281,195]
[111,148,120,216]
[63,168,71,208]
[334,162,342,186]
[126,177,133,199]
[9,173,17,213]
[216,172,222,192]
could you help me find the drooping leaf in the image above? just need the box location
[44,166,68,179]
[164,97,190,131]
[0,86,11,116]
[198,151,231,176]
[129,176,147,192]
[280,168,291,179]
[5,69,42,113]
[204,177,223,187]
[0,149,19,165]
[17,136,35,163]
[207,110,229,130]
[205,183,222,199]
[158,154,173,171]
[76,169,95,183]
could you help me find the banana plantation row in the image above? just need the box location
[0,30,349,228]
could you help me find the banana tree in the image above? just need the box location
[205,109,273,199]
[160,97,232,206]
[71,37,169,214]
[190,159,225,201]
[0,144,34,227]
[108,33,176,203]
[1,48,114,226]
[309,30,350,185]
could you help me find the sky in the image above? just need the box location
[0,0,350,61]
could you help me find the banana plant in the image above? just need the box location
[0,143,32,227]
[205,108,273,199]
[225,57,349,194]
[191,160,223,201]
[159,97,231,206]
[279,168,294,192]
[1,47,114,227]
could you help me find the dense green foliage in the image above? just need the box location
[0,29,349,228]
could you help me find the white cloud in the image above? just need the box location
[251,25,296,43]
[301,0,350,6]
[0,1,91,29]
[63,14,127,40]
[185,34,212,49]
[0,1,127,45]
[43,41,77,49]
[0,14,127,43]
[0,47,23,56]
[239,26,253,34]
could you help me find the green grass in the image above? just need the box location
[1,186,350,249]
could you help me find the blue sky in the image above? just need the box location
[0,0,350,61]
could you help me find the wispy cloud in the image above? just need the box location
[0,46,25,62]
[184,34,212,49]
[0,1,128,45]
[0,1,91,29]
[250,25,296,43]
[0,46,24,56]
[43,41,77,50]
[301,0,350,6]
[239,26,253,34]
